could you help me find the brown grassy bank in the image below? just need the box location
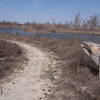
[0,33,99,100]
[35,38,99,100]
[55,28,100,36]
[0,39,26,84]
[1,26,100,36]
[24,36,100,100]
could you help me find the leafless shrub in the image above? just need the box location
[0,39,25,83]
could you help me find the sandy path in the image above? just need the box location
[0,40,56,100]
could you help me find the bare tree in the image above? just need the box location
[73,12,81,29]
[87,14,100,30]
[82,19,89,30]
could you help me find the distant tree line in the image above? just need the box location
[65,12,100,30]
[0,13,100,32]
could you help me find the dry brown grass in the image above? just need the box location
[0,40,22,57]
[27,37,100,100]
[0,38,25,83]
[0,33,99,100]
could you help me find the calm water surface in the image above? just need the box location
[0,28,100,43]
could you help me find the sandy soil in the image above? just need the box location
[0,40,56,100]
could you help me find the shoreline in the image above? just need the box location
[0,27,100,36]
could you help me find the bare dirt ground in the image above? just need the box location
[0,34,99,100]
[0,40,57,100]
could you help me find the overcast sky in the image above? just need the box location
[0,0,100,23]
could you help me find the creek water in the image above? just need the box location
[0,28,100,43]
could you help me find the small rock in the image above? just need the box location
[39,97,42,99]
[42,89,45,91]
[48,89,51,92]
[12,82,15,84]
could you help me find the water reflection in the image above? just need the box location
[0,28,100,43]
[35,32,100,43]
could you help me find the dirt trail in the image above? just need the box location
[0,40,56,100]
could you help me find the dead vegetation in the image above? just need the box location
[28,37,100,100]
[0,33,99,99]
[0,39,25,83]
